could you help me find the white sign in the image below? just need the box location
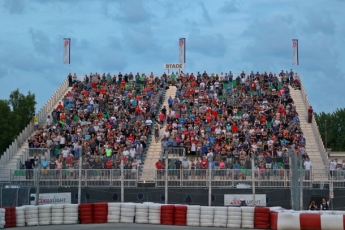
[63,38,71,64]
[30,193,72,205]
[224,194,266,206]
[164,63,185,69]
[292,39,299,65]
[179,38,185,64]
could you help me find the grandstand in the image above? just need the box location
[0,71,330,188]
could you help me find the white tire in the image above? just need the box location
[64,212,78,217]
[39,205,52,210]
[200,222,213,227]
[108,210,120,216]
[135,212,148,218]
[228,212,242,217]
[227,223,241,228]
[121,213,135,218]
[52,208,64,213]
[187,222,200,226]
[135,219,149,224]
[200,214,213,219]
[121,204,136,209]
[108,203,121,207]
[26,210,39,215]
[16,223,25,227]
[64,204,78,208]
[188,205,201,210]
[64,221,78,225]
[187,213,200,219]
[121,207,135,213]
[64,207,78,213]
[52,212,64,217]
[52,216,63,221]
[0,222,4,226]
[25,206,38,211]
[38,213,51,218]
[27,221,39,226]
[107,218,120,223]
[241,207,255,213]
[64,216,78,221]
[200,211,214,216]
[51,220,64,225]
[228,207,241,212]
[25,214,38,219]
[148,219,161,224]
[39,221,51,225]
[0,209,5,213]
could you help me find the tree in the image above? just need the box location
[0,89,36,155]
[315,108,345,151]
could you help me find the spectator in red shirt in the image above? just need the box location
[308,106,313,123]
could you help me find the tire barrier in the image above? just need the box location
[25,205,38,226]
[174,205,187,226]
[241,206,255,229]
[4,207,16,228]
[186,205,200,227]
[64,204,79,225]
[107,203,121,223]
[15,207,25,227]
[214,207,227,227]
[160,204,175,225]
[270,210,345,230]
[0,209,5,229]
[135,203,149,224]
[79,203,93,224]
[254,207,270,229]
[120,203,135,223]
[51,204,64,225]
[93,203,108,224]
[200,206,214,227]
[6,202,345,229]
[148,204,161,225]
[38,205,52,226]
[227,206,242,228]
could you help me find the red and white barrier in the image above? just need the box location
[160,204,175,225]
[148,204,161,224]
[227,206,241,228]
[270,210,345,230]
[254,207,270,229]
[200,206,214,227]
[174,205,187,226]
[120,203,135,223]
[107,203,121,223]
[135,203,149,224]
[79,203,93,224]
[93,203,108,224]
[186,205,200,227]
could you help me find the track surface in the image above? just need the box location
[14,223,244,230]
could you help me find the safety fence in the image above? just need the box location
[1,203,345,229]
[7,168,343,188]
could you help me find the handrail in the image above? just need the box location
[0,78,69,169]
[297,74,329,170]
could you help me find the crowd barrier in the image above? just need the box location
[270,209,345,230]
[0,203,345,229]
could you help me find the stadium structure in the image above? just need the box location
[0,71,341,210]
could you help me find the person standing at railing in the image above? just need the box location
[24,157,34,179]
[303,158,312,180]
[308,106,313,123]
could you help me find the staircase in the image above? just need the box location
[140,86,177,182]
[0,81,72,181]
[289,84,329,182]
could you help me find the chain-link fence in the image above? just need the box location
[0,183,30,207]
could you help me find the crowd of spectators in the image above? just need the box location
[23,69,314,182]
[24,72,168,179]
[156,69,309,180]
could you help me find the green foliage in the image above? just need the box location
[315,108,345,151]
[0,89,36,154]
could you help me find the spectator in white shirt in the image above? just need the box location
[304,158,312,180]
[329,159,337,178]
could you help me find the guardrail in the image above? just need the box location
[0,78,69,170]
[6,168,340,188]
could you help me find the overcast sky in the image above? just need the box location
[0,0,344,113]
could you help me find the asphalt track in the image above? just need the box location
[14,223,244,230]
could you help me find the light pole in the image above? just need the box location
[165,151,168,204]
[35,155,42,206]
[121,152,124,203]
[251,152,255,207]
[78,154,82,204]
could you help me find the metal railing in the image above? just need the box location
[0,78,69,170]
[9,169,138,188]
[297,75,329,171]
[6,168,336,188]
